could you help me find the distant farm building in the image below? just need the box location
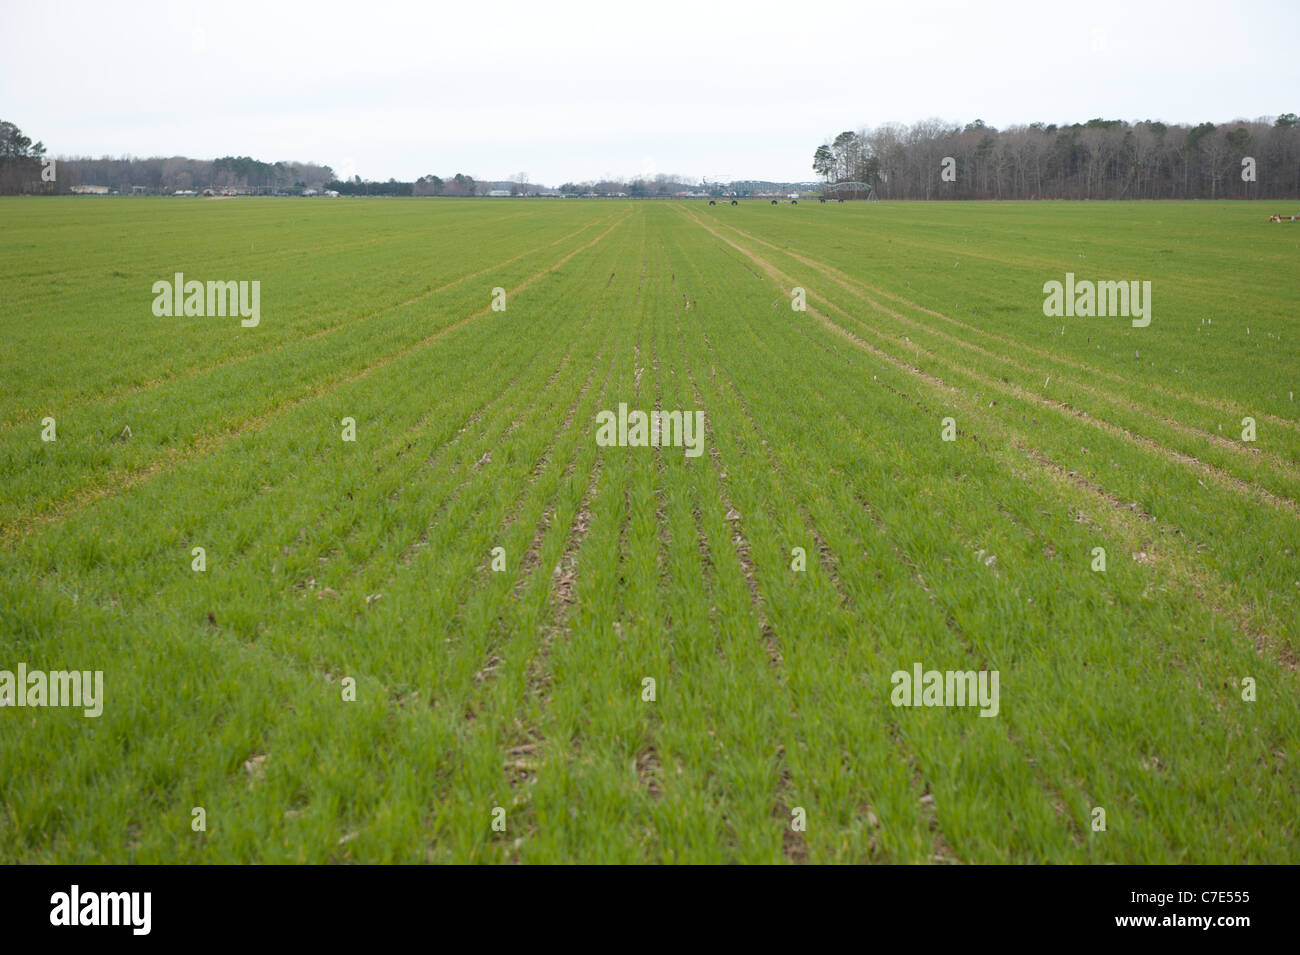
[71,184,109,195]
[488,189,511,197]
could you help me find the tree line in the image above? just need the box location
[1,124,337,194]
[0,120,50,193]
[10,114,1300,200]
[814,115,1300,199]
[0,123,495,196]
[557,175,697,196]
[554,177,816,197]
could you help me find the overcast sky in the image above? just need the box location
[4,0,1297,186]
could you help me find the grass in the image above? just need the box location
[0,196,1297,863]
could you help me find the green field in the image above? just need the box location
[1,197,1297,863]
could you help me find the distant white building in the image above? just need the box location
[487,189,510,197]
[71,185,109,195]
